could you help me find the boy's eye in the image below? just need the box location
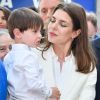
[32,29,38,33]
[33,30,37,33]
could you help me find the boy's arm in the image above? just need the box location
[18,54,60,98]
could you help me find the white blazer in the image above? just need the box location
[36,47,97,100]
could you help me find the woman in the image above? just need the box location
[37,2,97,100]
[0,7,11,28]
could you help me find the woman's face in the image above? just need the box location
[48,9,77,46]
[0,10,7,28]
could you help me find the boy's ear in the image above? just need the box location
[72,29,81,39]
[13,28,22,39]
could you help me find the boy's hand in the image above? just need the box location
[50,87,61,100]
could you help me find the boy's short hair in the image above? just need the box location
[8,7,43,39]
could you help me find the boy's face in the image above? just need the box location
[20,28,42,48]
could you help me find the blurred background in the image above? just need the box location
[0,0,100,32]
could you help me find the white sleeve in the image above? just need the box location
[78,68,97,100]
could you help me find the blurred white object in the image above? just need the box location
[33,0,39,8]
[65,0,72,3]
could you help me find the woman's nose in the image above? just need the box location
[51,22,58,30]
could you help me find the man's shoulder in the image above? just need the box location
[92,37,100,46]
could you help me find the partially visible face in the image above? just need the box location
[21,28,42,48]
[0,35,13,60]
[39,0,60,27]
[0,10,7,28]
[48,9,76,46]
[87,20,97,37]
